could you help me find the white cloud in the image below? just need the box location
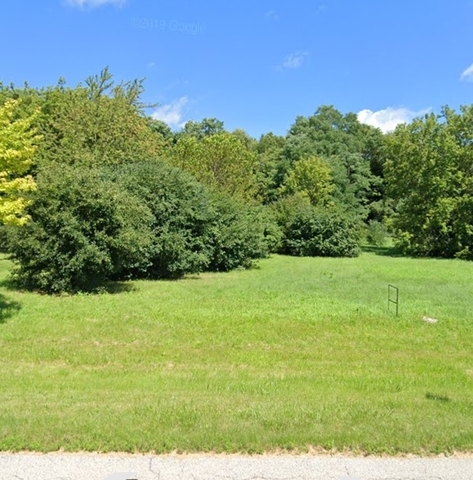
[151,97,189,129]
[460,63,473,81]
[65,0,126,8]
[357,107,430,133]
[278,51,308,71]
[266,10,278,21]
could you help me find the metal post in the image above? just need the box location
[388,284,399,316]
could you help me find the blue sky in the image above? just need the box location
[2,0,473,138]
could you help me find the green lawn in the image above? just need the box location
[0,250,472,454]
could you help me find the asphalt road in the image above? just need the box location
[1,453,473,480]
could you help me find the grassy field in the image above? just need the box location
[0,249,472,454]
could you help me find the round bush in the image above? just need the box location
[9,165,154,293]
[204,193,277,271]
[108,160,212,279]
[272,196,360,257]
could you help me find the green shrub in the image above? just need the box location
[0,225,12,253]
[270,193,311,231]
[9,160,277,293]
[204,194,277,271]
[8,166,154,293]
[272,195,360,257]
[109,161,212,279]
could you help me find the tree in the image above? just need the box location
[271,194,360,258]
[254,132,286,203]
[9,160,275,293]
[35,70,163,168]
[384,106,473,259]
[280,156,334,207]
[182,117,225,139]
[109,160,213,279]
[282,106,383,218]
[203,193,275,271]
[0,99,40,225]
[170,132,257,200]
[231,128,257,152]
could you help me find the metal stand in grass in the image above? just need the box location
[388,284,399,317]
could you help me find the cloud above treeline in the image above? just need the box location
[151,97,189,129]
[357,107,430,133]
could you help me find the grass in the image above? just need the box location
[0,249,472,454]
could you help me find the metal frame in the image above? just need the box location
[388,284,399,317]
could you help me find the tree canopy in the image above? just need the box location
[170,132,258,200]
[0,99,41,225]
[384,106,473,259]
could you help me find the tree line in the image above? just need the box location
[0,67,472,293]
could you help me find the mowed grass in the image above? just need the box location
[0,250,472,454]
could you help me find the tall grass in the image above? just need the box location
[0,250,472,454]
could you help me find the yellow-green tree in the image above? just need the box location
[171,132,257,201]
[281,156,334,207]
[0,99,40,225]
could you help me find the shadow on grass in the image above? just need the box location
[99,281,136,295]
[0,276,135,296]
[426,392,451,403]
[361,245,404,257]
[0,293,21,324]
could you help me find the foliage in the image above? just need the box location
[272,195,360,257]
[365,220,388,246]
[204,193,278,271]
[282,106,384,218]
[283,207,360,257]
[181,117,225,139]
[39,93,161,167]
[0,99,41,225]
[148,118,176,156]
[254,132,286,204]
[280,156,334,206]
[8,165,154,293]
[4,69,163,169]
[270,192,312,229]
[109,161,212,279]
[231,128,257,152]
[7,157,276,293]
[170,132,257,200]
[384,106,473,259]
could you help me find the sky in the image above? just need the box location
[2,0,473,138]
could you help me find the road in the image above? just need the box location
[1,453,473,480]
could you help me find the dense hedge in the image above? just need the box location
[8,160,363,294]
[272,195,360,257]
[8,161,274,293]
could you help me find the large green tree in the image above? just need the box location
[3,68,162,170]
[384,106,473,259]
[254,132,286,203]
[42,79,162,167]
[282,106,384,218]
[181,117,225,140]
